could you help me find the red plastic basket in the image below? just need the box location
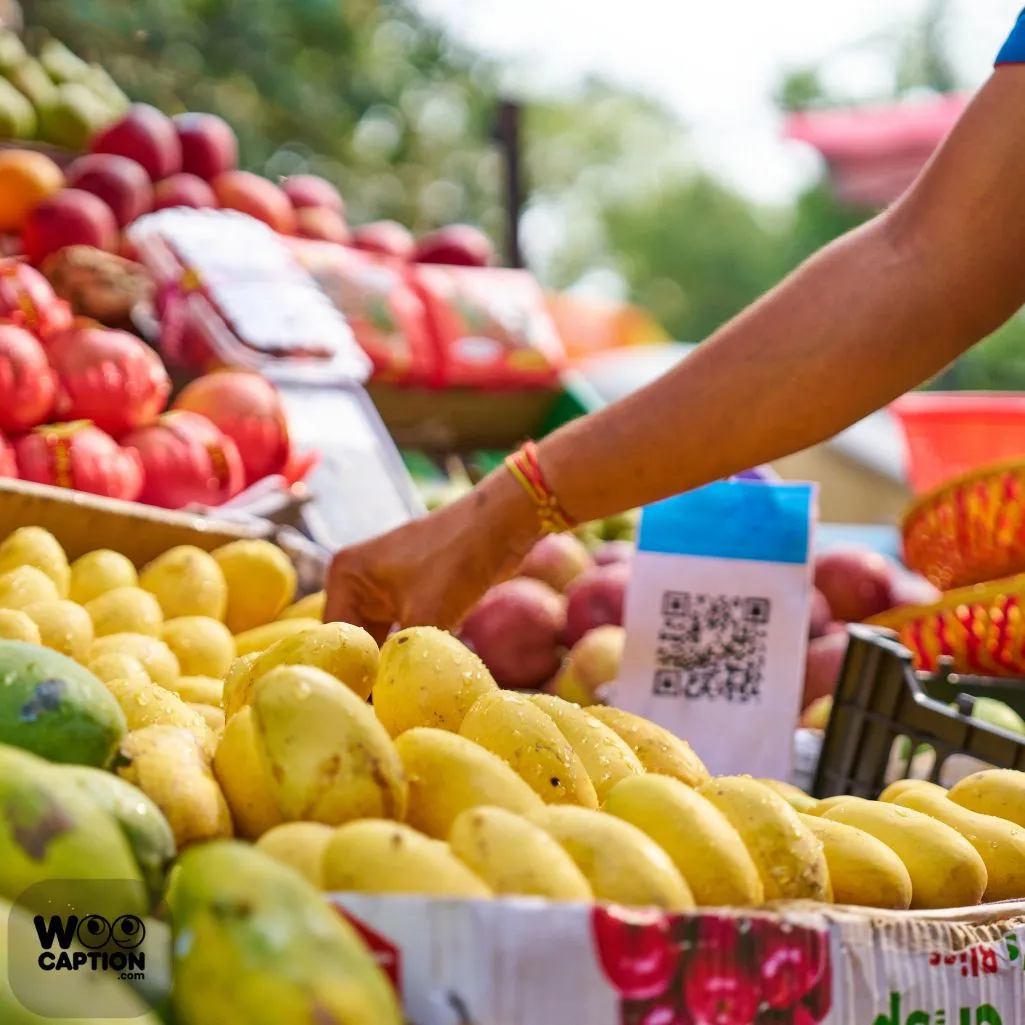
[890,392,1025,495]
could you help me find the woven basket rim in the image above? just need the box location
[901,456,1025,532]
[867,571,1025,629]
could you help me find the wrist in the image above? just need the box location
[475,465,541,558]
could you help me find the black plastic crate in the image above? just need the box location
[811,624,1025,800]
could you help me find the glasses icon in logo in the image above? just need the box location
[74,914,146,951]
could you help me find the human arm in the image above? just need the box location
[326,67,1025,639]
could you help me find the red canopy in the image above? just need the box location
[783,94,969,207]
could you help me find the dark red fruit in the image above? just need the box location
[691,915,745,956]
[623,997,693,1025]
[751,924,827,1012]
[683,946,761,1025]
[754,1007,817,1025]
[801,965,832,1023]
[592,907,680,1002]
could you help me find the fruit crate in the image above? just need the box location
[812,624,1025,800]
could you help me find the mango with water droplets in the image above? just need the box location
[0,610,39,644]
[212,705,283,840]
[166,675,223,707]
[22,600,93,662]
[251,665,406,826]
[69,548,137,605]
[374,626,497,737]
[160,616,235,679]
[104,676,212,750]
[212,539,296,633]
[87,652,151,687]
[254,822,333,888]
[232,617,320,657]
[86,587,163,638]
[89,634,179,689]
[277,590,325,622]
[949,769,1025,828]
[139,546,228,621]
[0,566,59,611]
[170,840,402,1025]
[0,640,125,767]
[459,690,598,808]
[0,528,69,597]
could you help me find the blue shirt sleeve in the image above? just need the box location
[997,9,1025,65]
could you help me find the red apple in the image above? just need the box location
[802,633,849,709]
[211,171,296,235]
[90,103,182,182]
[294,207,350,244]
[591,906,679,1002]
[414,224,495,267]
[281,174,344,213]
[14,421,143,501]
[809,588,832,639]
[518,533,593,592]
[459,577,566,690]
[172,112,238,181]
[813,547,897,622]
[564,562,631,647]
[0,322,55,431]
[46,324,170,436]
[122,410,244,509]
[350,220,415,260]
[0,259,72,340]
[172,370,290,484]
[21,190,119,266]
[750,922,827,1012]
[152,173,219,212]
[64,154,153,229]
[0,429,16,478]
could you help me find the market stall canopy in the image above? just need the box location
[546,292,672,362]
[783,93,968,208]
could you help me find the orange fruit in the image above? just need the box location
[0,150,65,234]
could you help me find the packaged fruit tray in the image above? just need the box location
[813,624,1025,801]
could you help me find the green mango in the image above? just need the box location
[0,29,26,74]
[0,76,35,139]
[0,744,147,920]
[38,37,91,85]
[170,841,402,1025]
[0,641,126,768]
[0,896,163,1023]
[64,767,177,910]
[84,64,130,116]
[38,82,113,150]
[600,508,639,542]
[4,56,58,111]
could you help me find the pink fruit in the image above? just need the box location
[282,174,344,213]
[0,429,15,478]
[15,421,142,500]
[459,577,566,690]
[813,547,896,622]
[64,154,153,229]
[21,190,119,266]
[809,588,832,639]
[350,220,415,260]
[564,562,630,648]
[212,171,296,235]
[46,324,170,436]
[0,260,71,339]
[802,633,848,709]
[294,207,350,244]
[173,112,238,181]
[0,322,55,431]
[173,370,290,485]
[552,624,625,706]
[90,103,182,182]
[122,410,244,509]
[594,540,635,566]
[153,173,219,211]
[519,533,593,593]
[414,224,495,267]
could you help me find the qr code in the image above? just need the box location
[652,591,770,702]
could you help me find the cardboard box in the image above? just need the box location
[327,896,1025,1025]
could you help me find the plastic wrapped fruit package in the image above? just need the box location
[14,421,143,501]
[287,239,438,386]
[409,264,567,388]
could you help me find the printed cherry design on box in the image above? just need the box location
[591,908,833,1025]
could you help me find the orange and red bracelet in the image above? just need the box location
[504,441,577,535]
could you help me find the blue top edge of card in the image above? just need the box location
[637,480,816,565]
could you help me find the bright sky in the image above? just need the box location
[418,0,1023,203]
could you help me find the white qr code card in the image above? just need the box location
[615,479,817,780]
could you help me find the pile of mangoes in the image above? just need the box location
[0,522,1023,1025]
[0,30,128,148]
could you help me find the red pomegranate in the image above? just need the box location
[0,260,72,340]
[121,410,244,510]
[14,421,143,500]
[172,371,289,485]
[46,323,171,437]
[0,322,56,432]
